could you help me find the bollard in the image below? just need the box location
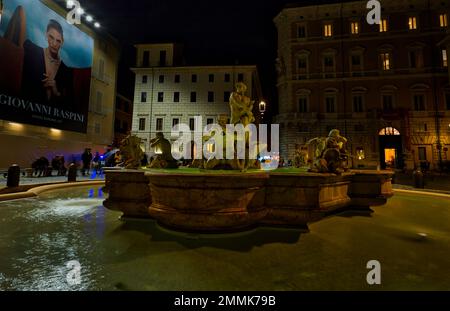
[68,163,77,182]
[413,168,424,189]
[7,164,21,188]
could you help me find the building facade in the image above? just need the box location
[114,93,133,146]
[274,0,450,170]
[0,0,120,168]
[131,43,263,157]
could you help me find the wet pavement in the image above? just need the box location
[0,186,449,291]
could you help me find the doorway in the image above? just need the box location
[379,127,403,169]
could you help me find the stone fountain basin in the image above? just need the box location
[103,168,394,232]
[147,172,268,231]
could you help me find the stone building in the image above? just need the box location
[131,43,263,157]
[114,94,133,146]
[274,0,450,170]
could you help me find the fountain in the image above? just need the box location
[103,83,394,232]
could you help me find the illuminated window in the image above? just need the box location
[324,23,333,37]
[440,14,448,28]
[379,19,388,32]
[351,21,359,34]
[380,52,391,70]
[379,127,400,136]
[443,49,448,67]
[408,17,417,30]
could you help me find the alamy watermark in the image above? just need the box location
[170,117,279,165]
[366,260,381,285]
[66,260,81,286]
[366,0,382,25]
[66,0,82,25]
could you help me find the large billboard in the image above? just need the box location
[0,0,94,133]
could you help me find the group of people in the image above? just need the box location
[31,155,66,177]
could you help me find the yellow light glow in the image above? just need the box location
[50,128,62,136]
[8,122,24,130]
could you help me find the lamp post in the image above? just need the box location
[259,100,267,123]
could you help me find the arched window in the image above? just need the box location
[379,127,400,136]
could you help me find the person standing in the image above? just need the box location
[81,148,92,176]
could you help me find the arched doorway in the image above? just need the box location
[379,127,403,169]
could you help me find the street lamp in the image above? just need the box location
[259,101,267,122]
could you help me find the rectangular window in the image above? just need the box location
[224,91,231,102]
[209,74,215,82]
[172,118,180,128]
[324,23,333,37]
[208,92,214,103]
[175,74,181,83]
[408,17,417,30]
[142,75,148,84]
[159,75,164,83]
[238,73,244,82]
[143,51,149,67]
[159,50,167,66]
[95,123,101,134]
[418,147,427,161]
[443,49,448,67]
[189,118,195,131]
[139,118,146,131]
[225,73,231,82]
[352,55,361,66]
[190,92,197,102]
[383,95,394,111]
[325,96,335,113]
[174,92,180,103]
[353,95,364,112]
[324,56,334,67]
[379,19,388,32]
[156,118,163,131]
[298,97,308,113]
[298,57,307,69]
[192,74,197,83]
[413,94,425,111]
[207,118,214,125]
[409,51,417,68]
[98,58,105,80]
[440,13,448,28]
[381,53,391,70]
[351,21,359,34]
[158,92,164,102]
[96,91,103,113]
[141,92,147,103]
[298,25,306,38]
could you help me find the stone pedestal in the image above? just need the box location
[103,169,151,218]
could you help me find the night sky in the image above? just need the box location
[78,0,354,117]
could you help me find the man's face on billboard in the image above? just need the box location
[46,28,63,57]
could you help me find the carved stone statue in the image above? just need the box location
[275,57,286,77]
[119,135,144,169]
[307,129,349,174]
[229,82,255,126]
[293,148,308,168]
[149,132,178,169]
